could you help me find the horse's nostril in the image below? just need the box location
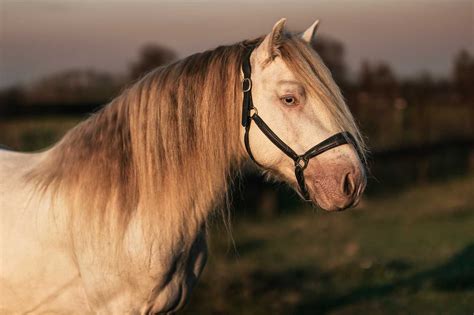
[342,172,355,196]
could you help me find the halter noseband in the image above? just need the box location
[241,46,359,201]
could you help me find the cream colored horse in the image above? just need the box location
[0,19,366,314]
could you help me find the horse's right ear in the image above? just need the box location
[255,18,287,62]
[301,20,320,44]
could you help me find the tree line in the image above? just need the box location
[0,37,473,150]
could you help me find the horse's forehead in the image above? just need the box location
[259,58,296,83]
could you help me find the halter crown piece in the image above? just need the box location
[241,46,359,201]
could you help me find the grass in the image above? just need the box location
[183,175,474,314]
[0,117,81,151]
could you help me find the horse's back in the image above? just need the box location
[0,149,91,314]
[0,149,40,221]
[0,149,43,220]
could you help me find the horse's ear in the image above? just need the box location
[256,18,287,61]
[301,20,320,44]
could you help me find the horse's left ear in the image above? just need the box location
[256,18,287,62]
[301,20,320,44]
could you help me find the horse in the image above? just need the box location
[0,18,366,314]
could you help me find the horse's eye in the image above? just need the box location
[281,96,297,106]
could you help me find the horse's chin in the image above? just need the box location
[311,196,357,212]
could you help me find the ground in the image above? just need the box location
[184,175,474,314]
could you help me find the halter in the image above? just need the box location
[241,46,359,201]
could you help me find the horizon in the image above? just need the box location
[1,0,473,88]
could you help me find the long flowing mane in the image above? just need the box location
[26,34,366,246]
[27,43,247,244]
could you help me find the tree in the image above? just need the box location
[0,87,24,115]
[25,69,122,105]
[129,44,177,80]
[358,61,399,99]
[311,36,348,88]
[453,49,474,99]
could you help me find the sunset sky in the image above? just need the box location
[1,0,473,88]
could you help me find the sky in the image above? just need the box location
[0,0,473,88]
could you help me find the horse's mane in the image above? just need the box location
[26,34,366,246]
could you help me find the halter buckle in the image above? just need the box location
[242,78,252,92]
[295,156,309,170]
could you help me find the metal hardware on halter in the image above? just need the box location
[295,157,309,170]
[242,78,252,92]
[240,45,362,201]
[249,107,258,117]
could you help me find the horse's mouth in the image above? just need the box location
[305,177,365,212]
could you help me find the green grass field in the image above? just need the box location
[184,175,474,314]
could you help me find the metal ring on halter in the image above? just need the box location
[242,78,252,92]
[249,106,258,117]
[295,156,309,170]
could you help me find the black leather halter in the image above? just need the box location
[241,46,358,201]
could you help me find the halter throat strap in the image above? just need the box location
[241,46,356,201]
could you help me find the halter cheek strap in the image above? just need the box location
[241,46,359,201]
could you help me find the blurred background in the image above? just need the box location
[1,0,473,313]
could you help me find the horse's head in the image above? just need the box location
[241,18,366,211]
